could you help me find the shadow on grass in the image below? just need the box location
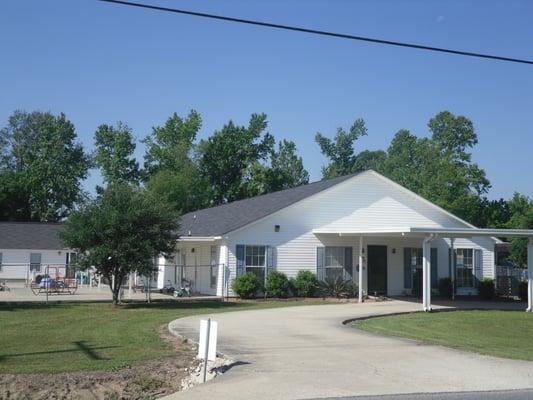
[0,299,238,312]
[0,340,120,362]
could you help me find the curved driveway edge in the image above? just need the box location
[163,300,533,400]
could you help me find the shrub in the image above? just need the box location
[478,278,495,300]
[519,279,528,302]
[291,270,319,297]
[319,277,354,298]
[232,272,262,299]
[265,271,290,298]
[438,278,453,299]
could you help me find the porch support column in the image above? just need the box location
[527,238,533,312]
[422,236,433,312]
[358,236,364,303]
[450,238,455,301]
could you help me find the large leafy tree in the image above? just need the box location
[199,113,274,204]
[94,122,140,185]
[244,139,309,196]
[0,111,91,221]
[378,112,490,225]
[60,184,180,304]
[143,111,209,213]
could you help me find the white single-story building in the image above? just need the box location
[166,170,533,311]
[0,222,77,285]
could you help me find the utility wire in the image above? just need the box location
[97,0,533,66]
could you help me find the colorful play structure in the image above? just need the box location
[30,265,78,295]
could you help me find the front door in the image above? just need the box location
[367,245,387,295]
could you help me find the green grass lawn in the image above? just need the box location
[0,299,327,374]
[354,310,533,361]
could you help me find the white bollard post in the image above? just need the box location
[202,318,211,383]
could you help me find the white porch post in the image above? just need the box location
[527,238,533,312]
[450,238,455,301]
[422,236,432,312]
[358,236,364,303]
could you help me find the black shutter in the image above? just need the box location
[431,248,438,289]
[344,247,353,280]
[403,248,412,289]
[316,247,325,282]
[236,245,245,276]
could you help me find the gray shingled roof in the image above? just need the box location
[0,222,66,250]
[179,173,357,237]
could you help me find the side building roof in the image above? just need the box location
[179,173,357,237]
[0,222,66,250]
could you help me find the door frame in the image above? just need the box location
[367,244,388,295]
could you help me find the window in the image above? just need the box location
[410,248,423,270]
[456,249,474,288]
[325,247,345,280]
[244,245,266,282]
[0,253,2,272]
[210,245,218,288]
[30,253,41,272]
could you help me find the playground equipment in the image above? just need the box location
[30,265,78,296]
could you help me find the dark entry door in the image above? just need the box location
[367,245,387,295]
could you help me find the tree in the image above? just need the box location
[143,111,209,213]
[378,112,490,225]
[94,122,140,185]
[60,184,180,304]
[0,111,91,221]
[199,113,274,204]
[244,139,309,196]
[505,193,533,267]
[143,110,202,176]
[315,119,368,179]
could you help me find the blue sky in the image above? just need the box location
[1,0,532,199]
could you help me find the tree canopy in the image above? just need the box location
[198,113,275,204]
[94,122,140,185]
[60,183,180,304]
[0,111,91,221]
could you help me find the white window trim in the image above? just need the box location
[324,246,345,280]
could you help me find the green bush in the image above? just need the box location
[232,272,262,299]
[438,278,453,299]
[478,278,495,300]
[265,271,290,298]
[519,279,528,302]
[319,277,356,298]
[291,270,319,297]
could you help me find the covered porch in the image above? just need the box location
[313,227,533,312]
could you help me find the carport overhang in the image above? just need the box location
[313,227,533,312]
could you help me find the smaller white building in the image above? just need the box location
[0,222,76,285]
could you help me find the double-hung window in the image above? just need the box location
[244,245,266,282]
[30,253,41,272]
[325,247,345,280]
[455,248,474,288]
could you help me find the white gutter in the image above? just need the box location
[178,236,222,242]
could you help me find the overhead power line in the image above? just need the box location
[97,0,533,66]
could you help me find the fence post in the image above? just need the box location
[45,265,49,305]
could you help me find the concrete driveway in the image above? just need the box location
[164,300,533,400]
